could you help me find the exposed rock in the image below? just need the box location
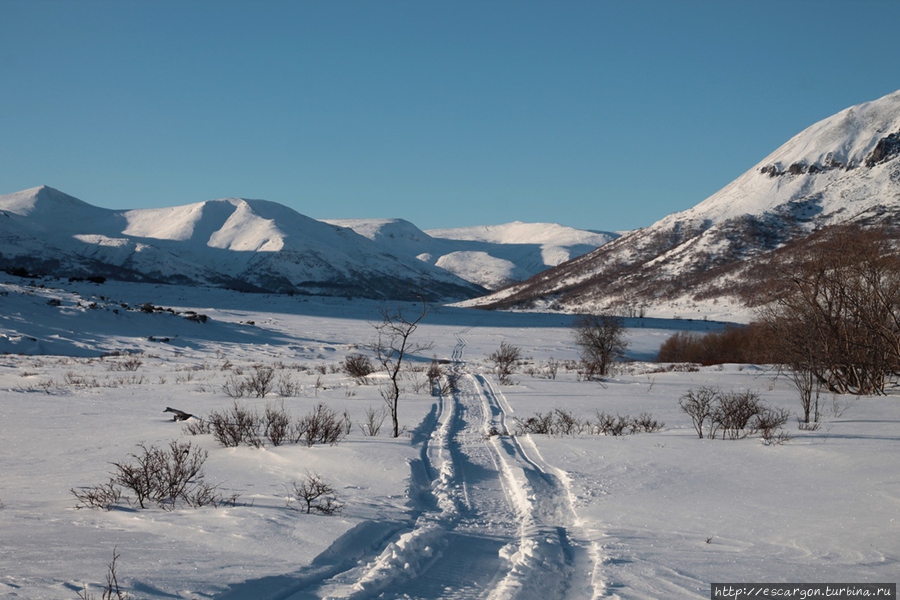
[865,131,900,167]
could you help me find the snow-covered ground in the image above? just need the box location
[1,279,897,598]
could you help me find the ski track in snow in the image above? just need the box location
[221,348,601,599]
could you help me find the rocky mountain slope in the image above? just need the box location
[0,186,485,301]
[466,89,900,320]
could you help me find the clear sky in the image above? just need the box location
[2,0,899,232]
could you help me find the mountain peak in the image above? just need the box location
[0,185,100,218]
[469,89,900,319]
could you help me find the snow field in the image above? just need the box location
[1,280,898,598]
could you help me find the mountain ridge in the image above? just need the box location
[465,89,900,320]
[0,186,614,301]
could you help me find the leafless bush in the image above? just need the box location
[245,364,276,398]
[64,371,100,388]
[553,408,585,435]
[113,441,208,509]
[209,402,263,448]
[72,441,227,511]
[514,408,661,437]
[514,412,555,435]
[314,375,324,395]
[657,325,767,365]
[222,373,246,398]
[71,478,122,511]
[753,406,791,442]
[294,402,348,447]
[286,471,343,515]
[712,390,764,440]
[632,411,665,433]
[359,405,389,436]
[343,353,374,383]
[277,372,301,397]
[591,411,633,436]
[183,418,211,435]
[107,356,143,372]
[489,341,522,385]
[426,358,444,395]
[264,402,292,446]
[680,386,785,441]
[76,548,131,600]
[678,386,718,438]
[545,357,560,380]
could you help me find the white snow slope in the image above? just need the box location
[1,277,897,599]
[0,187,483,301]
[327,219,616,290]
[467,89,900,319]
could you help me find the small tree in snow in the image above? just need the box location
[573,314,628,379]
[489,341,522,385]
[370,298,432,438]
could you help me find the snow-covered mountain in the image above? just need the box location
[0,186,486,301]
[467,89,900,319]
[326,218,617,290]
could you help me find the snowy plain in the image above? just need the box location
[0,278,898,599]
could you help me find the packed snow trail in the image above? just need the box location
[219,362,600,599]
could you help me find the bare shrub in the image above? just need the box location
[104,441,219,510]
[277,372,301,397]
[107,356,143,372]
[209,402,263,448]
[680,386,784,441]
[359,405,389,436]
[64,371,100,388]
[286,472,343,515]
[678,386,718,438]
[264,402,292,446]
[76,548,131,600]
[489,341,522,385]
[753,406,791,443]
[245,364,276,398]
[71,479,122,511]
[553,408,585,435]
[343,353,374,383]
[545,357,560,380]
[514,412,555,435]
[222,373,246,398]
[591,411,633,436]
[183,418,211,436]
[657,325,767,365]
[426,358,444,396]
[294,402,348,447]
[632,411,665,433]
[712,390,764,440]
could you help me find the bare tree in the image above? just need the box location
[371,299,432,437]
[286,471,343,515]
[573,314,628,378]
[758,223,900,419]
[488,341,522,385]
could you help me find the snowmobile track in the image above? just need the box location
[219,365,600,599]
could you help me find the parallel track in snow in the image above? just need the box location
[220,355,601,599]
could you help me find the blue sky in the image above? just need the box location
[2,0,899,232]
